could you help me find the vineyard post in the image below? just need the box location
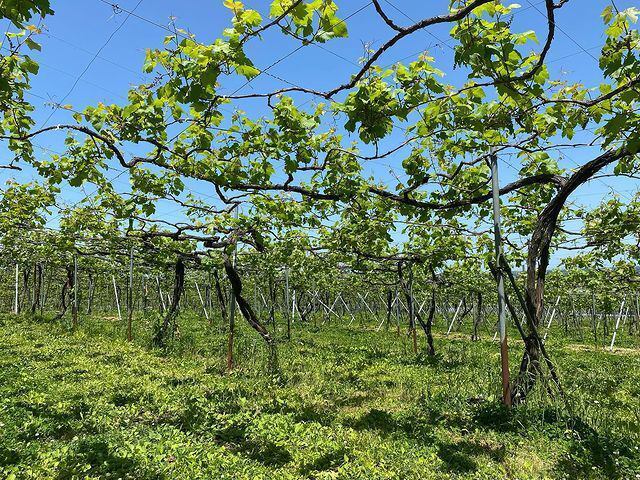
[489,152,511,408]
[72,254,78,329]
[14,263,19,314]
[542,296,561,341]
[195,281,210,324]
[112,274,122,321]
[610,296,627,351]
[591,292,597,347]
[285,267,291,340]
[127,247,134,341]
[446,299,463,335]
[291,290,296,324]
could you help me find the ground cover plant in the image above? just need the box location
[1,312,639,479]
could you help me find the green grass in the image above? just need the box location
[0,312,639,479]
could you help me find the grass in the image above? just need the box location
[0,311,639,479]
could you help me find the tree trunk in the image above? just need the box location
[30,263,43,315]
[223,255,277,372]
[415,289,436,356]
[153,259,185,348]
[514,149,626,403]
[386,290,393,330]
[54,266,73,320]
[21,268,30,313]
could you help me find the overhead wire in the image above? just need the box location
[525,0,634,201]
[7,1,639,239]
[39,0,145,129]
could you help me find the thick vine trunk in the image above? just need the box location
[30,263,43,315]
[54,266,73,321]
[471,291,483,341]
[398,261,431,355]
[153,259,185,348]
[295,292,312,323]
[21,268,30,313]
[415,289,436,356]
[514,149,627,404]
[386,290,393,330]
[223,255,277,372]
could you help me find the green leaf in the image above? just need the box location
[241,9,262,27]
[25,37,41,51]
[236,64,260,78]
[22,57,39,75]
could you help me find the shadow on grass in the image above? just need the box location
[345,408,438,445]
[234,439,293,467]
[16,399,95,441]
[348,408,396,433]
[298,447,348,476]
[0,445,22,467]
[555,417,639,480]
[437,438,506,474]
[56,437,155,479]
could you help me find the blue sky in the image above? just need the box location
[2,0,639,253]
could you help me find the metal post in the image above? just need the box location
[72,254,78,328]
[542,296,561,341]
[610,296,626,352]
[291,290,297,323]
[490,152,511,408]
[446,299,464,335]
[285,267,291,340]
[112,274,122,321]
[127,247,134,341]
[14,264,19,314]
[195,281,210,323]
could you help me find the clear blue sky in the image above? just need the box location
[2,0,639,254]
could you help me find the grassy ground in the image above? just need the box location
[0,312,639,479]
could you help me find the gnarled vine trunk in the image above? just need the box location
[153,259,185,348]
[513,148,627,404]
[471,291,483,341]
[223,254,277,372]
[54,265,73,321]
[30,263,43,315]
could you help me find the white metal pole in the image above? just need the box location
[490,152,511,408]
[195,282,210,322]
[610,296,627,352]
[14,264,19,314]
[112,274,122,321]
